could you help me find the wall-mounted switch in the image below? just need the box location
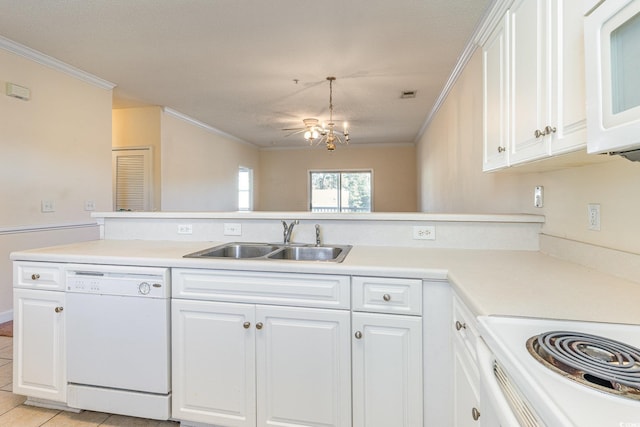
[41,200,55,213]
[534,186,544,208]
[84,200,96,211]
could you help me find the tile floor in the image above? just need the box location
[0,336,179,427]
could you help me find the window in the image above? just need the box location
[309,170,372,212]
[238,167,253,211]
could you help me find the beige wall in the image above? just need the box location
[0,47,112,316]
[417,50,640,255]
[259,145,417,212]
[160,112,261,211]
[112,106,162,210]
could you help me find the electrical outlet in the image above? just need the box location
[177,224,193,235]
[224,223,242,236]
[534,186,544,208]
[412,225,436,240]
[84,200,96,211]
[41,200,55,213]
[588,204,600,231]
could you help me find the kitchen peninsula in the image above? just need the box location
[10,212,640,426]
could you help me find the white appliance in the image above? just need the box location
[65,265,171,420]
[477,316,640,427]
[585,0,640,158]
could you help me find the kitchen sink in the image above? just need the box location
[184,242,351,262]
[185,243,280,259]
[267,246,346,262]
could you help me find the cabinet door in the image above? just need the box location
[13,288,66,402]
[352,312,423,427]
[483,13,510,171]
[255,305,351,427]
[548,0,587,154]
[453,338,481,427]
[510,0,549,164]
[172,299,256,427]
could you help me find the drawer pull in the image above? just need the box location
[354,331,363,339]
[31,274,41,280]
[455,320,467,331]
[382,294,391,302]
[472,407,481,421]
[256,322,263,330]
[54,306,64,313]
[243,322,251,329]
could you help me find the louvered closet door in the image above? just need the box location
[112,148,151,211]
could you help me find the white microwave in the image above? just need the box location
[585,0,640,157]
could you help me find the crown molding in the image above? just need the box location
[162,107,257,147]
[0,36,116,90]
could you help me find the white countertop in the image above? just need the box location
[10,239,640,325]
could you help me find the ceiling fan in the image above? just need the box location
[281,77,350,151]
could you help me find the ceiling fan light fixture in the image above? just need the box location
[294,76,351,151]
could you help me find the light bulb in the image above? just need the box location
[304,130,311,140]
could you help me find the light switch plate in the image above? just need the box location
[41,200,55,213]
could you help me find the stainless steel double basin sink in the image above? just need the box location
[184,242,352,263]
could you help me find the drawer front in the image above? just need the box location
[173,268,350,309]
[14,262,65,290]
[352,276,422,315]
[453,296,480,363]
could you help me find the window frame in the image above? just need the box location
[238,166,253,211]
[308,169,374,213]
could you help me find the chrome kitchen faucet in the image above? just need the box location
[281,220,299,244]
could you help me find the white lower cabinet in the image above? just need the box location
[452,297,481,426]
[256,305,351,427]
[172,299,256,427]
[171,269,352,427]
[13,287,66,402]
[351,312,422,427]
[351,276,423,427]
[453,340,481,427]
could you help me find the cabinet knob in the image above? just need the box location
[382,294,391,302]
[497,146,506,153]
[544,125,557,135]
[31,274,40,280]
[472,407,481,421]
[243,321,251,329]
[455,320,467,331]
[256,322,263,330]
[354,331,363,339]
[534,129,545,138]
[54,306,64,313]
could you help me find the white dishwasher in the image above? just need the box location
[65,264,171,420]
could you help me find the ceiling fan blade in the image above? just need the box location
[281,127,305,131]
[283,129,306,137]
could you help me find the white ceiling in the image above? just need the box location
[0,0,492,148]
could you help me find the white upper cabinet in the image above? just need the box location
[483,13,510,171]
[483,0,587,171]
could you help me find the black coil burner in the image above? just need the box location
[526,331,640,400]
